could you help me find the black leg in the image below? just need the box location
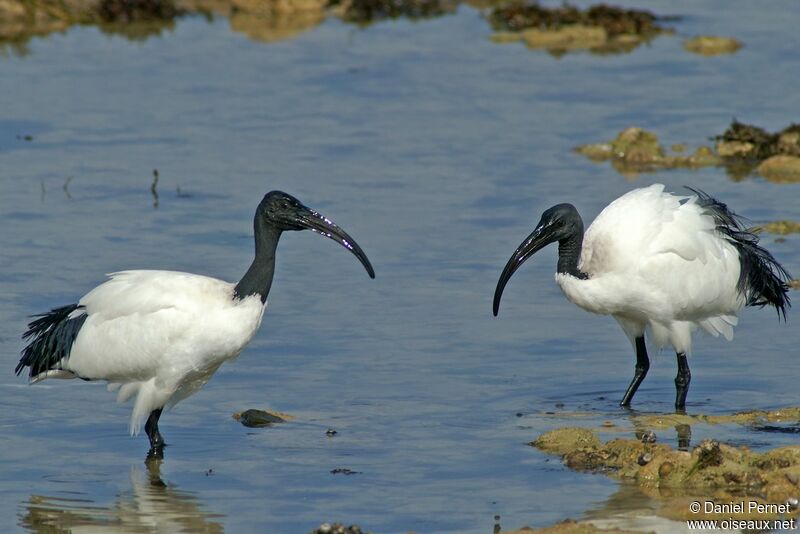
[675,352,691,411]
[620,336,649,407]
[145,408,165,459]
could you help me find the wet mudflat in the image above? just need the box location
[1,1,800,533]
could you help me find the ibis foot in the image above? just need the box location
[145,407,166,456]
[620,336,649,407]
[146,444,165,460]
[674,352,691,410]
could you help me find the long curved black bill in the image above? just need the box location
[297,208,375,279]
[493,225,549,316]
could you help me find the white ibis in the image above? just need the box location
[16,191,375,457]
[493,184,791,410]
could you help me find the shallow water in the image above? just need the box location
[1,1,799,532]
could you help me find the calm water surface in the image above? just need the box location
[1,1,799,532]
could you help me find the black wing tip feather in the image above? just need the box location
[686,186,792,320]
[16,304,87,378]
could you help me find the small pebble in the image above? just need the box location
[309,523,365,534]
[658,462,674,477]
[788,497,799,510]
[637,453,653,466]
[786,473,799,485]
[640,430,657,443]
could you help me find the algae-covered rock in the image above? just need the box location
[487,3,671,55]
[577,122,800,179]
[333,0,458,24]
[757,155,800,183]
[574,127,722,176]
[634,407,800,429]
[683,35,742,56]
[610,127,664,163]
[520,24,606,51]
[488,3,662,35]
[575,127,664,169]
[531,427,602,455]
[715,121,800,161]
[96,0,183,22]
[501,519,642,533]
[756,220,800,235]
[533,425,800,517]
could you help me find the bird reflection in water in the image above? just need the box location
[18,459,223,533]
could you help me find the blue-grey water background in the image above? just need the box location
[1,1,799,532]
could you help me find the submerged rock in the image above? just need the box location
[683,35,742,56]
[488,2,671,55]
[233,408,293,427]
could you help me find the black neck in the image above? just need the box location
[557,230,588,280]
[234,219,282,303]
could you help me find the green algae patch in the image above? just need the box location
[233,408,294,427]
[683,35,742,56]
[487,3,671,56]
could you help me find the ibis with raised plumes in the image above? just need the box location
[16,191,375,457]
[493,184,791,410]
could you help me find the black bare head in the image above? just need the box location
[493,203,584,316]
[235,191,374,302]
[256,191,375,279]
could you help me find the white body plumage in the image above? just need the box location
[556,184,744,354]
[37,270,266,435]
[494,182,789,408]
[18,191,375,455]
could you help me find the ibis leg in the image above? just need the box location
[145,408,165,459]
[620,336,649,407]
[674,352,691,411]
